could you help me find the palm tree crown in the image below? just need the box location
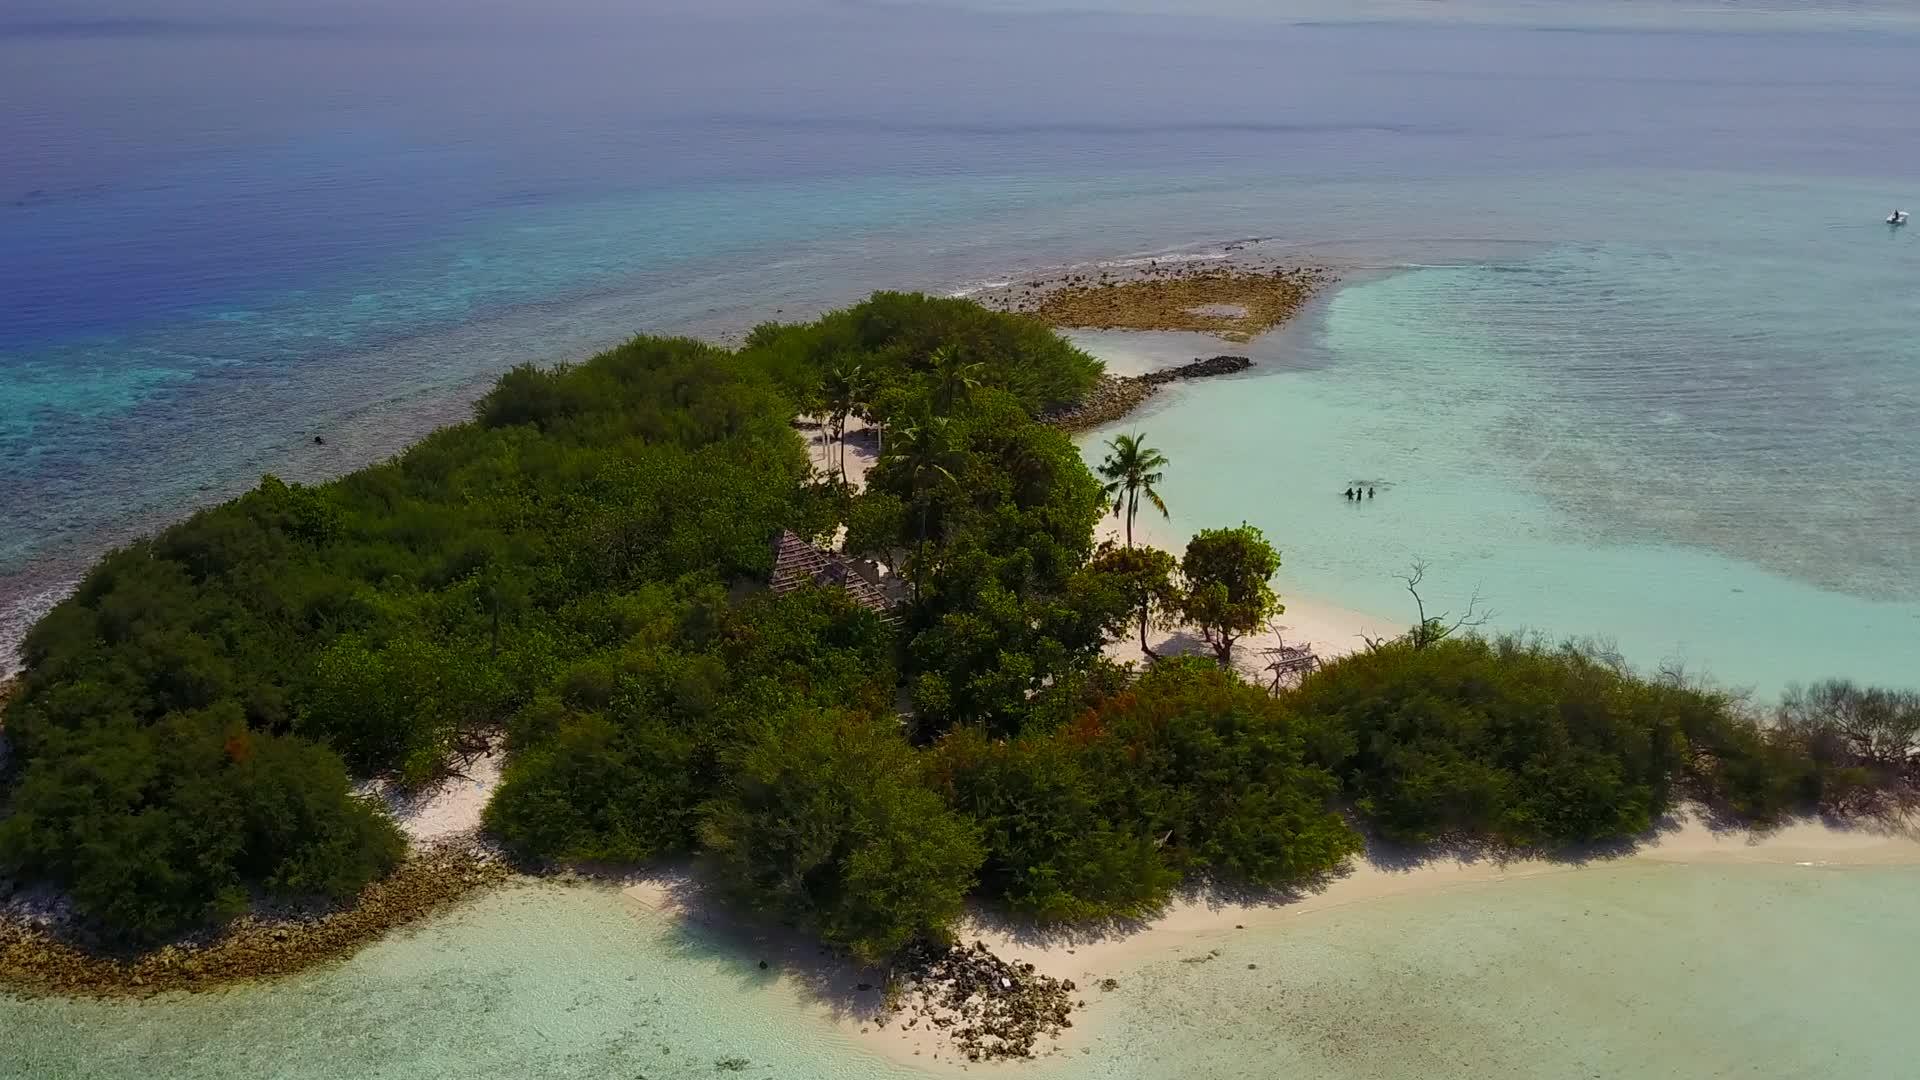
[927,345,986,416]
[1097,432,1170,548]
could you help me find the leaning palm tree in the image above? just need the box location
[927,345,986,417]
[889,412,959,601]
[1097,432,1170,548]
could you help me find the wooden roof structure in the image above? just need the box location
[769,530,902,625]
[1259,632,1320,692]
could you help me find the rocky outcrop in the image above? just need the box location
[1040,375,1158,434]
[1005,263,1331,343]
[1135,354,1251,386]
[1043,355,1253,434]
[0,842,510,998]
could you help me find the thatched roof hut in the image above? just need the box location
[769,530,902,625]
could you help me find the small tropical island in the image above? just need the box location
[2,284,1916,1062]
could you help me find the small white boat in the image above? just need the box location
[1890,210,1911,226]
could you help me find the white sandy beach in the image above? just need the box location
[619,809,1920,1072]
[1091,510,1401,681]
[353,742,505,846]
[803,415,879,491]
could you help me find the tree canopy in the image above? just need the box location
[1179,525,1282,667]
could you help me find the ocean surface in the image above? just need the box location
[7,864,1918,1079]
[4,1,1920,1074]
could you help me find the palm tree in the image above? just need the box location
[819,359,868,484]
[927,345,985,417]
[1097,432,1169,548]
[890,412,958,601]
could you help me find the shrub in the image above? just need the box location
[700,710,983,962]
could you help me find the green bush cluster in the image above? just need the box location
[3,335,810,936]
[929,659,1358,922]
[1289,636,1902,847]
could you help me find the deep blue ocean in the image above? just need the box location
[4,0,1918,690]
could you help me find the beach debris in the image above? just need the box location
[873,938,1080,1061]
[1099,977,1120,991]
[713,1056,751,1072]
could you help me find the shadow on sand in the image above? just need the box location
[565,863,891,1030]
[552,804,1918,1044]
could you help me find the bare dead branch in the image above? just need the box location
[1398,560,1493,649]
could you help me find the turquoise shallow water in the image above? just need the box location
[6,865,1915,1079]
[1083,177,1920,697]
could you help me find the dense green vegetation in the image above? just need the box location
[3,289,1912,960]
[928,658,1358,922]
[4,334,819,937]
[1290,637,1912,846]
[701,707,983,962]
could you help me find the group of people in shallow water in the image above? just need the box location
[1343,485,1375,501]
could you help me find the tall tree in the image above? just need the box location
[1085,542,1180,660]
[1097,433,1169,548]
[1180,525,1281,668]
[889,413,959,600]
[819,358,869,484]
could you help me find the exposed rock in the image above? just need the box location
[1042,356,1256,434]
[1135,354,1251,387]
[875,939,1081,1061]
[1040,374,1156,434]
[995,263,1331,343]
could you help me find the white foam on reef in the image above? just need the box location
[944,279,1013,298]
[954,238,1290,302]
[1093,250,1234,269]
[0,576,78,679]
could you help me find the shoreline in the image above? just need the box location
[0,842,509,1000]
[622,808,1920,1074]
[950,809,1920,991]
[0,743,510,1001]
[1091,508,1404,676]
[1058,327,1408,670]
